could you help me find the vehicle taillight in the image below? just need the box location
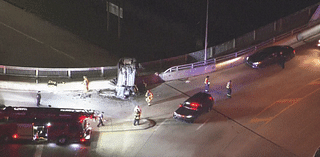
[12,134,18,139]
[80,138,86,142]
[79,116,87,123]
[191,108,197,111]
[179,104,183,107]
[293,50,295,54]
[190,103,199,108]
[209,97,214,101]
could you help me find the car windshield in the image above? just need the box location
[254,47,279,60]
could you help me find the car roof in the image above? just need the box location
[257,46,291,54]
[185,92,211,103]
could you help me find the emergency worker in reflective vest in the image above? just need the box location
[226,80,232,98]
[133,106,141,126]
[97,112,105,127]
[83,76,89,92]
[145,90,153,106]
[204,76,210,92]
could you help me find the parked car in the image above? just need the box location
[246,46,295,68]
[173,92,214,123]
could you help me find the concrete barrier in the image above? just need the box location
[297,24,320,41]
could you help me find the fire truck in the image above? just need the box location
[0,106,94,145]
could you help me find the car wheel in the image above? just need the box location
[57,136,68,145]
[188,119,194,123]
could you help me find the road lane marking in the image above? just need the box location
[0,21,78,62]
[250,78,320,124]
[154,118,169,131]
[250,117,272,123]
[275,98,302,103]
[196,118,210,130]
[0,21,44,44]
[164,83,191,97]
[34,144,44,157]
[308,79,320,85]
[258,87,320,128]
[49,46,76,61]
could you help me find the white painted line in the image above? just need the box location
[50,46,76,60]
[0,21,44,44]
[154,118,169,131]
[34,144,44,157]
[0,21,76,61]
[196,118,210,131]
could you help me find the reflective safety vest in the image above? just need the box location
[226,81,231,89]
[146,91,153,99]
[204,78,210,85]
[135,111,141,119]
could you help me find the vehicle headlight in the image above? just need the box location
[253,62,261,65]
[246,57,249,60]
[186,115,193,118]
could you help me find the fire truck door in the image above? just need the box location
[17,123,33,140]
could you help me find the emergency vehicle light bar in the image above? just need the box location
[13,107,27,111]
[60,109,86,112]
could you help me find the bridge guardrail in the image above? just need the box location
[0,65,117,78]
[162,20,319,75]
[0,7,319,80]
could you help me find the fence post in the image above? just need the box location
[36,69,39,77]
[101,67,104,77]
[68,69,71,78]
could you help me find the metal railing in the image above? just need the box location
[163,20,319,74]
[0,65,117,78]
[0,4,319,79]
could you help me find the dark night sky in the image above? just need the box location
[132,0,320,46]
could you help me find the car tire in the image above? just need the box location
[188,120,194,123]
[57,136,68,145]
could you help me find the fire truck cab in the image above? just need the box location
[0,106,94,145]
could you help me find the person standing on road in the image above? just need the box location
[204,76,210,92]
[279,52,286,69]
[36,91,41,107]
[226,80,232,98]
[145,90,153,106]
[83,76,89,92]
[133,106,141,126]
[97,112,105,127]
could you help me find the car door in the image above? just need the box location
[264,52,279,66]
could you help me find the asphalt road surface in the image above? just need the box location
[1,41,320,156]
[1,0,320,156]
[0,0,118,67]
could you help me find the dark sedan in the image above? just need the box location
[173,92,214,123]
[246,46,295,68]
